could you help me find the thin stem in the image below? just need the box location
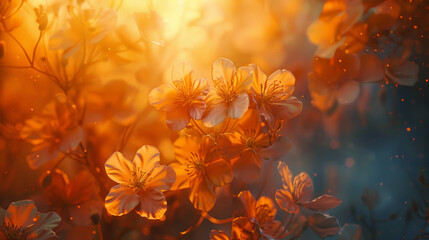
[179,214,204,239]
[97,223,104,240]
[200,211,233,224]
[31,31,43,65]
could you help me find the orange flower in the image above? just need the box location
[308,52,384,111]
[249,64,302,129]
[238,191,288,239]
[20,94,84,169]
[38,169,102,226]
[0,200,61,240]
[104,145,175,219]
[203,58,252,127]
[170,135,233,212]
[149,62,209,131]
[275,162,341,214]
[218,109,293,184]
[307,0,364,58]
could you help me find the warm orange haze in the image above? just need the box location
[0,0,427,239]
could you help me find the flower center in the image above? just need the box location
[129,167,152,192]
[185,152,205,178]
[173,78,200,105]
[258,80,287,104]
[0,223,27,240]
[255,204,275,226]
[213,77,236,104]
[242,129,257,150]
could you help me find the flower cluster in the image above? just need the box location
[0,0,425,239]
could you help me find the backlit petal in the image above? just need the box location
[238,191,257,218]
[272,96,303,120]
[277,162,293,191]
[6,200,37,228]
[203,102,228,127]
[105,185,139,216]
[165,104,190,131]
[189,100,206,120]
[135,189,167,220]
[148,84,176,110]
[105,152,133,184]
[210,230,230,240]
[189,176,216,212]
[301,194,342,212]
[233,66,252,93]
[275,189,299,214]
[227,93,249,119]
[232,150,261,184]
[250,64,268,94]
[205,159,233,187]
[212,58,236,82]
[293,172,314,202]
[133,145,160,173]
[146,165,176,191]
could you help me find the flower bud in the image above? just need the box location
[34,5,48,31]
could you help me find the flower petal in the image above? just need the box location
[189,100,207,120]
[238,191,256,218]
[277,162,293,191]
[135,189,167,219]
[189,176,216,212]
[27,145,60,169]
[6,200,38,228]
[308,213,340,238]
[301,194,341,212]
[233,66,252,93]
[133,145,160,173]
[232,217,261,240]
[28,211,61,239]
[146,165,176,191]
[58,126,84,152]
[262,220,287,239]
[250,64,268,94]
[166,104,190,131]
[227,93,249,119]
[267,69,296,91]
[169,162,190,190]
[105,152,133,184]
[203,102,228,127]
[105,185,139,216]
[259,136,293,161]
[336,81,360,105]
[205,159,233,187]
[212,58,236,83]
[272,96,303,120]
[148,84,176,110]
[232,150,261,184]
[171,61,193,82]
[275,189,300,214]
[293,172,314,202]
[210,230,230,240]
